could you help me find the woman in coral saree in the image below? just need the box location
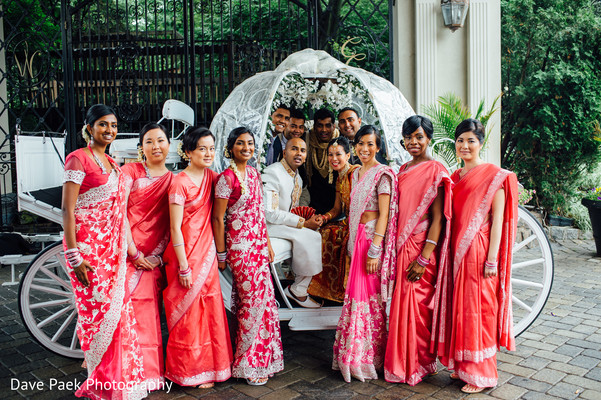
[448,118,518,394]
[213,127,283,385]
[384,115,453,385]
[163,127,233,388]
[122,123,173,389]
[62,104,147,399]
[333,125,398,382]
[309,136,359,302]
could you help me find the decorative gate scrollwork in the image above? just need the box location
[0,0,392,229]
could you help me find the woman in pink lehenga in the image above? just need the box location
[212,127,283,386]
[163,127,233,389]
[333,125,398,382]
[121,123,173,390]
[384,115,453,385]
[62,104,147,399]
[447,119,518,394]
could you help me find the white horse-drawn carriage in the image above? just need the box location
[15,50,553,359]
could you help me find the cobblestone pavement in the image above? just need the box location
[1,239,600,399]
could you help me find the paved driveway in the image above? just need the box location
[1,239,600,399]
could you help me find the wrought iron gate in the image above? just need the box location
[0,0,392,228]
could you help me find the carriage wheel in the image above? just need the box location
[18,241,83,359]
[512,206,554,336]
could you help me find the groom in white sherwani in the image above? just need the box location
[262,138,323,308]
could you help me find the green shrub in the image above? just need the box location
[501,0,601,218]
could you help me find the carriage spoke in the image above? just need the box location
[70,327,79,350]
[40,266,72,292]
[30,298,72,309]
[512,278,544,288]
[33,278,64,286]
[512,258,545,270]
[37,305,74,329]
[30,284,73,297]
[51,310,77,342]
[55,254,70,276]
[512,295,532,312]
[513,234,537,253]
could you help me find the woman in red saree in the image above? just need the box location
[62,104,147,399]
[333,125,398,382]
[163,127,233,388]
[384,115,453,385]
[212,127,283,386]
[448,119,518,394]
[309,136,359,302]
[122,123,173,390]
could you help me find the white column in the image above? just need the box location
[415,0,438,113]
[468,0,501,165]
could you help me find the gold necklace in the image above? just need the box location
[311,146,329,172]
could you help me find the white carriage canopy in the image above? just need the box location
[210,48,414,172]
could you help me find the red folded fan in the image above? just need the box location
[290,206,316,220]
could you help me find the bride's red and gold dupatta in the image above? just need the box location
[384,160,452,385]
[63,149,147,400]
[448,163,518,388]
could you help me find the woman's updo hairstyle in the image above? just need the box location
[182,127,215,153]
[82,104,116,144]
[327,136,351,155]
[354,124,381,150]
[455,118,485,144]
[402,115,434,139]
[225,127,254,158]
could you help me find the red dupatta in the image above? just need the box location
[163,170,218,331]
[395,161,453,359]
[122,163,173,293]
[451,163,518,351]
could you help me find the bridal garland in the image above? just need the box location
[261,71,378,170]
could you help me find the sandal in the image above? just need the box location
[461,384,485,394]
[450,372,459,380]
[246,377,268,386]
[197,382,214,389]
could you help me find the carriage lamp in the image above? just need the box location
[441,0,469,32]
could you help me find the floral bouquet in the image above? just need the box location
[583,186,601,201]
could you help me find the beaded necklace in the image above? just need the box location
[88,145,107,174]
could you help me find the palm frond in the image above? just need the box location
[423,92,501,171]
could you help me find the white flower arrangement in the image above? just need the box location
[262,70,379,171]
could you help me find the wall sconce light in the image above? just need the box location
[441,0,469,32]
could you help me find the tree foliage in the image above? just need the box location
[501,0,601,216]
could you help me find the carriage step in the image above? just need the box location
[288,315,340,331]
[1,254,36,286]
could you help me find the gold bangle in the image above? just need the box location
[296,217,305,229]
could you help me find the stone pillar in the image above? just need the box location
[392,0,502,164]
[468,0,502,165]
[414,0,438,114]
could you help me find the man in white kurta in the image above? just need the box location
[263,138,323,308]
